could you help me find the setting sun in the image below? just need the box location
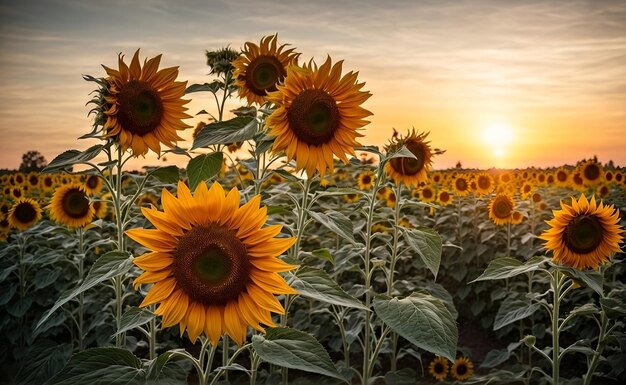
[483,122,514,158]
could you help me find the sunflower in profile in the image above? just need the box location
[48,184,95,228]
[384,130,433,188]
[450,357,474,381]
[266,57,372,177]
[428,356,449,381]
[371,222,389,234]
[540,194,623,270]
[102,49,191,156]
[398,217,413,228]
[84,174,103,195]
[578,159,604,185]
[233,34,299,105]
[357,171,375,190]
[453,174,470,197]
[127,181,297,346]
[8,198,42,231]
[488,193,515,225]
[475,173,494,195]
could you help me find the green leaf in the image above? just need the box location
[47,348,144,385]
[306,210,356,246]
[311,248,334,265]
[149,166,180,184]
[35,268,62,290]
[185,81,221,94]
[471,256,546,283]
[145,350,189,385]
[601,297,626,318]
[16,342,72,385]
[273,169,302,183]
[493,298,541,330]
[373,293,458,361]
[0,285,16,306]
[191,116,257,149]
[7,297,32,317]
[186,152,223,191]
[36,251,132,331]
[400,226,442,279]
[44,144,105,172]
[568,303,599,318]
[115,307,155,336]
[556,265,604,296]
[289,267,367,310]
[480,342,522,368]
[385,145,418,160]
[252,327,344,381]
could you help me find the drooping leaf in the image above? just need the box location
[252,327,344,381]
[115,307,155,336]
[400,226,442,279]
[289,267,367,310]
[373,293,458,361]
[44,145,105,172]
[186,152,223,191]
[555,264,604,296]
[191,116,257,149]
[145,349,189,385]
[471,256,546,283]
[306,210,356,246]
[480,342,522,368]
[47,348,144,385]
[493,298,541,330]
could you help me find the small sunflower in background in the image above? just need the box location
[13,172,25,186]
[540,194,623,270]
[555,167,569,186]
[385,190,397,208]
[127,181,297,346]
[418,186,436,203]
[84,174,103,195]
[26,172,40,190]
[577,159,604,185]
[531,192,542,204]
[101,49,191,156]
[437,189,453,206]
[136,192,159,208]
[475,173,494,196]
[357,171,375,190]
[450,357,474,381]
[384,130,433,188]
[0,201,10,217]
[519,182,533,199]
[371,222,389,234]
[453,174,470,197]
[488,193,515,225]
[48,184,94,228]
[343,193,359,203]
[8,198,42,231]
[428,356,449,381]
[398,217,413,228]
[511,210,524,225]
[571,172,585,190]
[595,184,610,198]
[266,56,372,178]
[40,174,55,192]
[233,34,299,105]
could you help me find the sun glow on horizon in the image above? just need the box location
[483,122,514,160]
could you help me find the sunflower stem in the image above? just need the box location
[77,227,85,352]
[148,304,157,360]
[386,183,402,372]
[222,335,230,381]
[551,269,564,385]
[113,144,126,348]
[583,310,609,385]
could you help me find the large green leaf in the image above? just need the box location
[252,327,344,381]
[36,251,132,331]
[493,298,541,330]
[556,264,604,296]
[44,144,105,172]
[16,341,72,385]
[289,267,368,310]
[47,348,144,385]
[400,226,442,279]
[114,307,155,336]
[480,342,522,368]
[373,293,458,361]
[191,116,257,149]
[149,166,180,184]
[471,256,546,283]
[306,210,357,246]
[186,152,223,191]
[145,350,189,385]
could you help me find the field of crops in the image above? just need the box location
[0,35,624,385]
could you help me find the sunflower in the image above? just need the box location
[343,193,359,203]
[616,172,624,183]
[357,171,375,190]
[428,356,449,381]
[546,173,555,185]
[0,217,10,233]
[536,172,547,185]
[555,168,569,186]
[13,172,25,186]
[540,194,623,270]
[84,174,103,195]
[475,173,494,195]
[40,174,55,192]
[48,184,95,228]
[127,181,297,346]
[431,172,443,185]
[385,190,397,208]
[572,172,585,190]
[511,210,524,225]
[450,357,474,381]
[437,189,453,206]
[520,182,533,199]
[418,186,436,203]
[578,159,604,185]
[26,172,40,189]
[0,201,10,216]
[398,217,413,228]
[233,34,299,105]
[532,192,542,204]
[92,197,109,219]
[8,198,42,231]
[10,187,25,200]
[266,57,372,178]
[136,192,159,208]
[596,184,610,198]
[384,130,433,188]
[371,223,389,234]
[102,49,191,156]
[488,193,514,225]
[453,174,470,197]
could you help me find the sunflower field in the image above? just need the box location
[1,35,625,385]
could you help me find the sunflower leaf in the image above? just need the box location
[252,327,345,381]
[186,152,223,191]
[493,298,541,330]
[148,166,180,184]
[470,256,547,283]
[43,145,105,172]
[384,145,418,160]
[185,81,221,94]
[36,251,132,332]
[554,264,604,296]
[289,266,367,310]
[191,116,257,149]
[306,210,357,246]
[46,348,144,385]
[145,349,189,384]
[400,226,442,279]
[114,307,155,336]
[373,293,458,361]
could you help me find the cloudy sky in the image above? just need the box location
[1,0,625,170]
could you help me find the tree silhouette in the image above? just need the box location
[19,151,47,173]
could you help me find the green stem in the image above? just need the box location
[250,351,261,385]
[582,311,609,385]
[113,144,125,348]
[149,304,157,360]
[386,183,402,372]
[77,227,85,351]
[551,270,564,385]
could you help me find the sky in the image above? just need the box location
[0,0,625,171]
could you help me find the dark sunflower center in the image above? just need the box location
[362,175,372,185]
[62,189,90,219]
[12,189,23,198]
[478,176,490,190]
[584,164,600,181]
[456,364,467,375]
[86,175,100,189]
[14,202,36,224]
[245,55,285,96]
[0,218,9,229]
[172,223,250,306]
[494,199,512,218]
[523,185,531,193]
[440,191,450,202]
[557,171,567,182]
[1,205,8,215]
[564,215,603,254]
[116,80,164,136]
[434,363,444,373]
[29,176,38,186]
[573,174,583,185]
[92,201,102,211]
[390,140,427,176]
[456,178,468,191]
[288,89,340,145]
[422,189,433,199]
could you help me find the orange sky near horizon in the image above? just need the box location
[1,0,625,172]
